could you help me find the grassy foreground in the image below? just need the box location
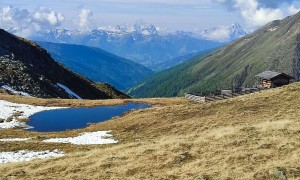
[1,83,300,179]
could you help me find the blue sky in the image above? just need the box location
[1,0,300,32]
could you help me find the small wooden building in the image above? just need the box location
[255,71,294,88]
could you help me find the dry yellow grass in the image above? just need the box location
[1,83,300,179]
[0,93,187,107]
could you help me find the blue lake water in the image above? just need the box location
[27,102,151,132]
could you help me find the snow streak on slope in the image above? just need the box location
[1,85,31,97]
[57,83,82,99]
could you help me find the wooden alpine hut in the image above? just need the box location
[255,71,294,88]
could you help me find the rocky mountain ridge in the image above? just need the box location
[0,29,129,99]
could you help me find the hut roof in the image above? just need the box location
[255,71,294,80]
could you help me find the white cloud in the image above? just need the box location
[78,8,93,30]
[213,0,285,27]
[0,6,64,37]
[213,0,295,8]
[0,6,31,29]
[288,5,300,15]
[237,0,284,26]
[32,8,64,26]
[201,27,230,41]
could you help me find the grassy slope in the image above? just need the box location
[1,83,300,179]
[130,14,300,98]
[151,52,202,72]
[128,51,211,97]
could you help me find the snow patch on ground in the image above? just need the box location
[43,131,118,145]
[0,150,64,163]
[268,27,278,32]
[57,83,82,99]
[0,138,31,142]
[1,85,31,97]
[0,100,65,129]
[0,117,28,129]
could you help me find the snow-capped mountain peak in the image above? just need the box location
[97,24,159,36]
[133,24,158,35]
[197,23,247,42]
[7,22,247,43]
[227,23,247,40]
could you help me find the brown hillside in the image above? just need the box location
[0,83,300,179]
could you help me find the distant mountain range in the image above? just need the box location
[37,42,153,90]
[129,13,300,98]
[9,23,247,71]
[0,29,128,99]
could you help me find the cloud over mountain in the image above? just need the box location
[201,27,230,41]
[288,5,300,15]
[0,6,30,29]
[0,6,64,37]
[213,0,298,27]
[32,8,64,27]
[257,0,294,8]
[78,8,93,30]
[214,0,295,8]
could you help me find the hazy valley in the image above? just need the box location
[37,41,153,91]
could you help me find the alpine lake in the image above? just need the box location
[27,102,151,132]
